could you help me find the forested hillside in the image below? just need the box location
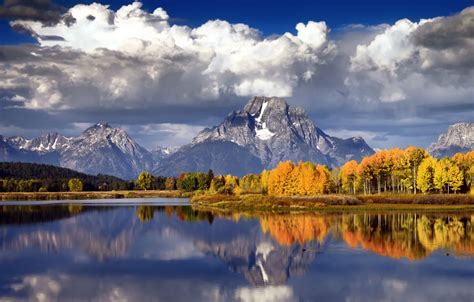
[0,162,131,192]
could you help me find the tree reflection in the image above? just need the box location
[136,206,154,223]
[240,212,474,260]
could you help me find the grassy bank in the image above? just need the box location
[190,193,474,212]
[0,190,188,201]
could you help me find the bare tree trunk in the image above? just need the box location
[377,175,381,194]
[413,166,417,194]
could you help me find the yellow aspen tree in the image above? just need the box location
[403,146,428,194]
[416,157,436,193]
[447,163,464,194]
[261,170,270,194]
[434,159,450,193]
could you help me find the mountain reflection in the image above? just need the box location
[1,205,474,288]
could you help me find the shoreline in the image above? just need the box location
[190,193,474,212]
[3,191,474,212]
[0,190,188,201]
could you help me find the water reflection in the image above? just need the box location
[1,203,474,301]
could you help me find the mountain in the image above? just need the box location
[7,132,70,153]
[155,141,264,176]
[155,96,374,176]
[0,135,59,165]
[58,123,154,180]
[1,123,154,180]
[151,146,179,162]
[428,122,474,158]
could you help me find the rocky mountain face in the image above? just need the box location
[151,146,179,162]
[155,97,374,176]
[0,123,154,179]
[428,122,474,158]
[0,135,60,165]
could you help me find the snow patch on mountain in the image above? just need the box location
[254,100,276,140]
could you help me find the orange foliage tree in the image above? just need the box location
[265,161,331,196]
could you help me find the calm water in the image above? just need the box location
[1,198,474,301]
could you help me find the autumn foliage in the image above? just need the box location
[199,148,473,196]
[338,148,473,194]
[266,161,331,196]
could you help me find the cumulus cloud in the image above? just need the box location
[347,7,474,104]
[2,1,335,112]
[0,2,473,149]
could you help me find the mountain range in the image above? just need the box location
[428,122,474,158]
[1,97,472,178]
[0,123,155,179]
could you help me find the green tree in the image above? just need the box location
[197,173,209,190]
[136,171,153,190]
[206,169,214,187]
[17,180,30,192]
[68,178,84,192]
[181,173,198,192]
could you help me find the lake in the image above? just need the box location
[1,198,474,301]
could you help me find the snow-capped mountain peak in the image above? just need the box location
[156,96,374,176]
[428,122,474,157]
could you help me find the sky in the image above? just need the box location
[0,0,473,150]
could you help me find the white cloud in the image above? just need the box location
[346,7,474,104]
[131,123,206,148]
[350,19,424,74]
[6,1,335,110]
[1,4,473,149]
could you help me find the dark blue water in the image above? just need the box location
[1,199,474,301]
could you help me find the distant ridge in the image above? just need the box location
[1,123,156,179]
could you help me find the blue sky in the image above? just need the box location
[0,0,473,149]
[2,0,472,44]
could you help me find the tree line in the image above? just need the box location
[340,148,473,195]
[137,147,473,196]
[0,162,132,192]
[2,147,473,195]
